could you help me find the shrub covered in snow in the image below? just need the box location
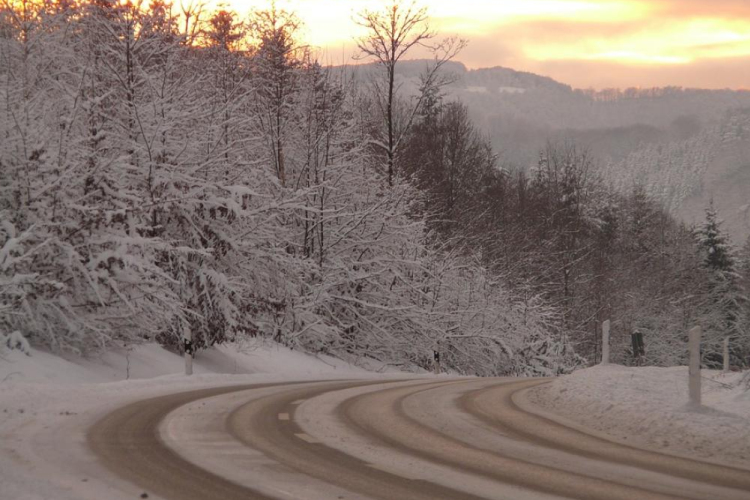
[0,0,587,376]
[1,330,30,356]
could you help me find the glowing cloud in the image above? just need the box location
[223,0,750,88]
[525,17,750,65]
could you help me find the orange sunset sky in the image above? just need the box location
[221,0,750,90]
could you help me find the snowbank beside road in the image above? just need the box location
[0,339,382,384]
[0,341,408,500]
[525,364,750,469]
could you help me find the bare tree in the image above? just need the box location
[354,0,465,187]
[179,0,205,45]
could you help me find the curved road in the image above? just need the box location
[87,378,750,500]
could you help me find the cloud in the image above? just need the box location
[430,1,750,88]
[650,0,750,17]
[231,0,750,89]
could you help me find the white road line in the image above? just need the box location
[294,433,320,444]
[290,399,306,405]
[365,463,418,480]
[278,413,290,421]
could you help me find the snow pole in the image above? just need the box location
[601,319,611,365]
[185,349,193,376]
[723,337,730,373]
[688,326,701,407]
[184,334,194,376]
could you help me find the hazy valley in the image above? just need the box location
[361,60,750,241]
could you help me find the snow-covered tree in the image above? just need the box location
[0,0,586,377]
[249,3,303,188]
[695,202,747,367]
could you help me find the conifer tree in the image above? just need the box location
[696,202,746,367]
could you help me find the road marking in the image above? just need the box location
[366,463,418,480]
[278,413,290,421]
[290,399,305,405]
[294,433,319,444]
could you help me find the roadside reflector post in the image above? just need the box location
[601,319,611,365]
[631,331,645,364]
[723,337,730,373]
[184,336,194,376]
[688,326,701,407]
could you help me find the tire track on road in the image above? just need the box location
[462,380,750,493]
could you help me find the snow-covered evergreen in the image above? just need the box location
[694,203,748,367]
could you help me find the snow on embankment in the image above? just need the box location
[524,364,750,468]
[0,341,401,500]
[0,340,381,384]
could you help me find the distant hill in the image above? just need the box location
[345,60,750,242]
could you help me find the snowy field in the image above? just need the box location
[524,364,750,469]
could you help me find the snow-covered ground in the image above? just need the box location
[3,343,750,499]
[523,364,750,469]
[0,339,394,384]
[0,341,407,500]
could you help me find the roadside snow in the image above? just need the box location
[0,339,387,384]
[7,344,748,500]
[524,364,750,469]
[0,340,404,500]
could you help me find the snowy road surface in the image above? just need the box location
[83,378,750,500]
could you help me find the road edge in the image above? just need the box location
[513,380,750,472]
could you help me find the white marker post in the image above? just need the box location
[184,332,193,376]
[601,319,611,365]
[185,349,193,376]
[723,337,730,373]
[688,326,701,407]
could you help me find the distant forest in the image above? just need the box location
[1,0,748,373]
